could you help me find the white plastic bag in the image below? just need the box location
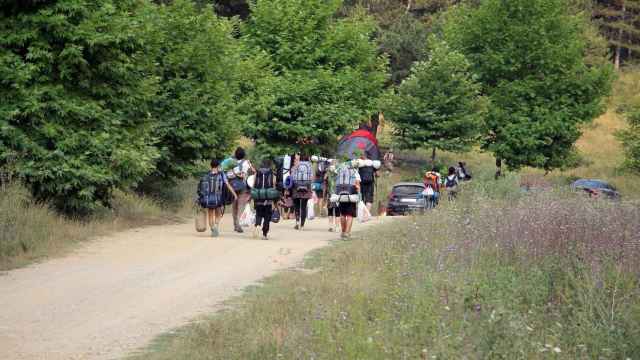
[239,206,255,227]
[307,195,316,221]
[357,201,371,223]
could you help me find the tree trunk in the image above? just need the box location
[615,1,626,70]
[431,147,436,167]
[495,158,502,180]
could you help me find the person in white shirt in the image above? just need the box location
[228,147,255,233]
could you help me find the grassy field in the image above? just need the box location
[0,180,195,271]
[133,172,639,359]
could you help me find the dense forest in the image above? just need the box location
[1,0,637,214]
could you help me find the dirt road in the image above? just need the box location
[0,214,381,359]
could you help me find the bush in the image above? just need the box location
[0,0,158,214]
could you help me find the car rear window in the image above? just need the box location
[393,185,423,197]
[576,180,611,189]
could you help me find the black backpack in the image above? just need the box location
[359,166,375,184]
[197,172,224,208]
[255,168,274,189]
[251,167,280,201]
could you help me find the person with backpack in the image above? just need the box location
[251,159,278,240]
[227,147,255,233]
[333,158,361,239]
[325,163,340,232]
[291,153,313,230]
[358,153,377,213]
[198,159,237,237]
[456,161,472,181]
[313,158,329,217]
[445,166,459,201]
[423,168,441,209]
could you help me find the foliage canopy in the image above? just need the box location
[243,0,388,156]
[385,41,486,157]
[444,0,614,171]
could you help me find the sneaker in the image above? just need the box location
[252,226,259,239]
[340,232,346,239]
[294,224,299,230]
[344,233,352,240]
[211,227,219,238]
[234,225,244,233]
[328,227,334,232]
[262,234,269,240]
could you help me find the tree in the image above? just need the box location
[385,41,486,163]
[444,0,614,173]
[0,0,158,213]
[593,0,640,68]
[139,0,247,183]
[616,71,640,172]
[243,0,388,156]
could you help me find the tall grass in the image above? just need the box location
[0,180,195,270]
[135,181,640,359]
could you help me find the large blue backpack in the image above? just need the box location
[198,172,225,208]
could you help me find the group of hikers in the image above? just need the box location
[421,161,472,208]
[197,147,382,240]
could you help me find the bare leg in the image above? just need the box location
[345,215,354,234]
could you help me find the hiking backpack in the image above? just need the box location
[445,175,458,189]
[251,168,280,200]
[359,166,375,184]
[294,161,313,193]
[332,165,359,203]
[424,172,439,190]
[198,172,224,208]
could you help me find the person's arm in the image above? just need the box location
[224,175,238,200]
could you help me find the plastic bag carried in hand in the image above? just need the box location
[357,201,371,223]
[239,206,255,227]
[307,194,316,221]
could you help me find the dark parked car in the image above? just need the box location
[570,179,620,200]
[387,182,427,216]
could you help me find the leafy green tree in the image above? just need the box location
[0,0,158,213]
[444,0,614,173]
[243,0,388,156]
[618,106,640,172]
[139,0,247,182]
[385,41,486,163]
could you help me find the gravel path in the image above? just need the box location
[0,215,380,359]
